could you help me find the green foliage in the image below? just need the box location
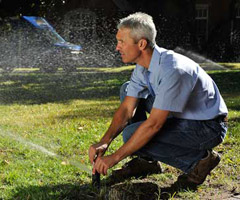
[0,67,240,199]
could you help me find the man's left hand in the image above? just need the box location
[94,154,118,175]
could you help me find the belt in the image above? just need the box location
[213,115,228,123]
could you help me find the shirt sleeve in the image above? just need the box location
[153,68,195,112]
[127,66,149,99]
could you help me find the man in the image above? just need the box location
[89,12,228,185]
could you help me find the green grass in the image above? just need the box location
[219,63,240,70]
[0,66,240,199]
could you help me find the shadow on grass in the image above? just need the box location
[12,183,100,200]
[225,100,240,111]
[56,101,118,120]
[0,71,130,105]
[159,180,198,199]
[1,69,240,106]
[105,178,198,200]
[229,116,240,123]
[209,70,240,95]
[12,180,197,200]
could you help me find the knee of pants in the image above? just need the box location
[122,128,132,143]
[122,121,143,143]
[120,81,130,103]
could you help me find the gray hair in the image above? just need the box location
[117,12,157,48]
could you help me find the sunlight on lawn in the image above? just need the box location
[0,68,240,199]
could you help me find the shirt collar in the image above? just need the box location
[148,45,162,73]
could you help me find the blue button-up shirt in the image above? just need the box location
[127,45,228,120]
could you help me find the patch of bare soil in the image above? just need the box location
[104,177,239,200]
[198,182,240,200]
[107,180,160,200]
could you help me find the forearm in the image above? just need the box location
[93,109,169,175]
[100,105,131,145]
[92,120,161,175]
[112,109,169,162]
[89,107,130,164]
[112,120,161,161]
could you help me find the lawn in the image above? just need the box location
[0,66,240,200]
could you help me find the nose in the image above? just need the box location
[115,44,119,51]
[116,42,121,51]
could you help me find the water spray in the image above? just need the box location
[174,47,226,70]
[0,128,91,175]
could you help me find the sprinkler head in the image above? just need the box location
[92,171,100,189]
[92,155,100,189]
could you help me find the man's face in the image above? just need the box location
[116,28,141,64]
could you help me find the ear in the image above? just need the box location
[138,39,148,50]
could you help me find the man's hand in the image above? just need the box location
[94,154,119,175]
[89,142,108,165]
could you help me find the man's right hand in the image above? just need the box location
[88,142,108,165]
